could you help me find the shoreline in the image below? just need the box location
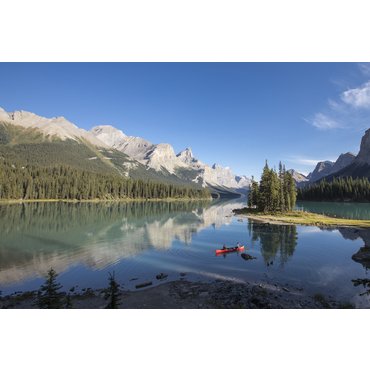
[297,200,370,204]
[233,208,370,228]
[0,278,355,309]
[0,197,212,205]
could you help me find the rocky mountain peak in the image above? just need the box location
[332,152,356,173]
[0,107,107,147]
[309,160,335,182]
[177,147,193,158]
[91,125,127,148]
[287,169,310,185]
[177,147,196,165]
[0,107,10,121]
[145,143,187,173]
[357,128,370,165]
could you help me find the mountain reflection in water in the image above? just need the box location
[1,199,370,307]
[0,199,240,286]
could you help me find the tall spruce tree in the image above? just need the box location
[248,176,259,208]
[278,162,286,212]
[258,161,271,212]
[250,161,297,213]
[36,268,64,309]
[104,272,121,309]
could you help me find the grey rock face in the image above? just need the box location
[1,107,108,148]
[356,128,370,165]
[287,169,310,184]
[309,161,335,182]
[331,152,356,173]
[91,125,251,189]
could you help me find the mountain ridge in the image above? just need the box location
[90,124,251,190]
[0,107,250,197]
[293,129,369,185]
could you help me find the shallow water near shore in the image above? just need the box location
[0,199,369,307]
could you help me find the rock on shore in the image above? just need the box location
[0,279,353,309]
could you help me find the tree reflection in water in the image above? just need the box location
[248,220,298,266]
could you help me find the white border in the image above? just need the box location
[1,0,369,369]
[1,0,370,61]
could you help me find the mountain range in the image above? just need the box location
[0,107,250,197]
[290,128,370,186]
[1,106,368,193]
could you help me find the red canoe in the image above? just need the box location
[215,246,245,255]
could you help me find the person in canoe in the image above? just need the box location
[222,244,227,250]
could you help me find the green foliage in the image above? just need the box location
[104,272,121,309]
[248,176,259,207]
[0,159,210,200]
[0,123,212,188]
[0,122,46,145]
[0,124,10,144]
[297,177,370,202]
[248,161,296,212]
[36,268,64,309]
[65,293,73,309]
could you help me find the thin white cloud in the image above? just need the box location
[309,113,341,130]
[307,67,370,131]
[358,63,370,77]
[341,81,370,109]
[288,156,336,166]
[286,156,337,175]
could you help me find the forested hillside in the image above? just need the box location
[297,177,370,202]
[0,159,210,200]
[0,122,211,200]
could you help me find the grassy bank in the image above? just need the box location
[234,208,370,228]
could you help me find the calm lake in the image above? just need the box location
[296,201,370,220]
[0,199,369,307]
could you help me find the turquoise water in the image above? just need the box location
[296,201,370,220]
[0,199,369,307]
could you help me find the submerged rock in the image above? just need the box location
[135,281,153,289]
[156,273,168,280]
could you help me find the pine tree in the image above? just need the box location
[297,176,370,202]
[248,176,259,208]
[278,162,286,212]
[258,161,271,212]
[104,272,121,309]
[36,268,64,309]
[65,293,73,309]
[251,161,297,213]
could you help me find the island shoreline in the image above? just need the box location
[233,208,370,228]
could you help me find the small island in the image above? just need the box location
[235,161,370,228]
[234,208,370,228]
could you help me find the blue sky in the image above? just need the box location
[0,63,369,178]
